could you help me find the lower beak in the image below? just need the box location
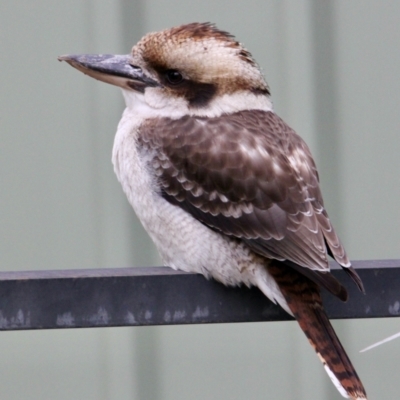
[58,54,159,92]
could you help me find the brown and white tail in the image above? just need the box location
[267,262,367,399]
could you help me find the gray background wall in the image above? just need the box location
[1,1,399,399]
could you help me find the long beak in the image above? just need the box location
[58,54,160,92]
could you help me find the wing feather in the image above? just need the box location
[139,110,350,272]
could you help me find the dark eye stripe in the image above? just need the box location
[184,81,217,107]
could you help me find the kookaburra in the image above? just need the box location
[59,23,367,399]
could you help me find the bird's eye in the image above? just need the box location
[165,70,183,85]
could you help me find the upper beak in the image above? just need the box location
[58,54,160,92]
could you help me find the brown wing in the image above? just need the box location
[139,110,350,272]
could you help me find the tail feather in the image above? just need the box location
[267,261,367,400]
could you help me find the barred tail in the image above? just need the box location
[267,262,367,399]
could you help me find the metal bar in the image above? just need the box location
[0,259,399,331]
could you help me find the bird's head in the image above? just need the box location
[59,23,271,117]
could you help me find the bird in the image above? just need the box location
[59,22,367,399]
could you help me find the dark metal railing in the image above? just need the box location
[0,259,398,330]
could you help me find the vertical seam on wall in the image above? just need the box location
[310,0,344,232]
